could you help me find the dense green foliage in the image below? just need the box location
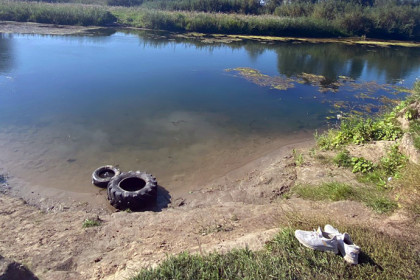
[113,0,420,39]
[141,0,262,14]
[113,8,341,37]
[319,81,420,188]
[351,157,375,173]
[108,0,143,7]
[132,225,418,279]
[1,0,420,39]
[333,146,407,187]
[380,145,407,176]
[356,148,407,189]
[0,1,116,25]
[133,0,420,39]
[316,115,402,150]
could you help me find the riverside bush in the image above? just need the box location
[316,116,402,150]
[141,0,262,14]
[113,8,343,37]
[0,1,116,25]
[1,0,420,39]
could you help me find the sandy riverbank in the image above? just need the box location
[1,21,419,279]
[0,138,418,280]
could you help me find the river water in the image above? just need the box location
[0,29,419,199]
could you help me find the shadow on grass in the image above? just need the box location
[358,251,383,271]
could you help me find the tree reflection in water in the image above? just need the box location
[0,33,14,75]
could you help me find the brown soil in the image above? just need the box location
[0,140,418,280]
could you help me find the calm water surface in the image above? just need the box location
[0,30,419,197]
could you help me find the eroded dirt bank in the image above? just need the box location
[0,139,418,280]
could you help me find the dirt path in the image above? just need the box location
[0,140,417,280]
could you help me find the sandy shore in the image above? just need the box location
[0,21,105,35]
[1,138,418,280]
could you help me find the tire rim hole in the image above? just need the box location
[120,177,146,191]
[98,170,115,179]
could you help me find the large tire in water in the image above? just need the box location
[92,165,120,188]
[107,171,157,210]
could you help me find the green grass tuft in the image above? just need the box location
[366,197,398,214]
[409,120,420,150]
[333,150,352,167]
[295,182,356,202]
[380,145,407,177]
[356,145,407,188]
[295,182,397,214]
[292,149,304,166]
[82,218,101,228]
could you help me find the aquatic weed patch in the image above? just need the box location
[225,67,295,91]
[226,67,404,119]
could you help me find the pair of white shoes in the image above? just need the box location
[294,225,361,264]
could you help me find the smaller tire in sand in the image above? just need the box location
[107,171,157,210]
[92,165,121,188]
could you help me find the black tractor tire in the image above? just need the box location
[107,171,157,210]
[92,165,120,188]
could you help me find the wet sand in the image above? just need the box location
[0,123,313,212]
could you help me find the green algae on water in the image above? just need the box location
[226,67,295,91]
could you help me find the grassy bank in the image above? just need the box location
[1,0,420,40]
[132,222,419,279]
[295,181,398,214]
[307,80,420,213]
[130,81,420,280]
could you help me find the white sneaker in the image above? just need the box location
[324,224,361,265]
[294,227,339,254]
[324,224,340,236]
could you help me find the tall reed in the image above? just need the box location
[0,0,116,25]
